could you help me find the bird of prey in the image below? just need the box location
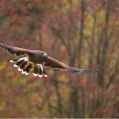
[0,43,99,77]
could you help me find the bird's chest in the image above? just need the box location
[29,54,44,64]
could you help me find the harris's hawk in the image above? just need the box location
[0,43,99,77]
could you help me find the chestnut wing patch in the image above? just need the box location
[44,56,66,69]
[0,43,35,56]
[14,47,35,56]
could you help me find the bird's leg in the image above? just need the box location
[28,61,35,73]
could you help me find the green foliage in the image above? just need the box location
[0,17,8,27]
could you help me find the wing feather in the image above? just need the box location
[44,56,99,73]
[0,43,35,56]
[20,61,27,69]
[44,56,66,69]
[65,65,99,73]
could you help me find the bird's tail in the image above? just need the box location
[66,65,99,73]
[33,64,47,77]
[10,57,47,77]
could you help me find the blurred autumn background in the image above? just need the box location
[0,0,119,118]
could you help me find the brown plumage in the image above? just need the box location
[0,43,99,77]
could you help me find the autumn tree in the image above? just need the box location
[0,0,119,118]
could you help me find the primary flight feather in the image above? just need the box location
[0,43,99,77]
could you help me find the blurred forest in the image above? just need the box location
[0,0,119,118]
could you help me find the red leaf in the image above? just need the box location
[12,113,17,117]
[118,88,119,92]
[78,60,82,66]
[28,110,32,114]
[95,109,100,114]
[34,0,39,4]
[18,21,23,26]
[9,10,14,16]
[23,40,29,46]
[30,76,36,83]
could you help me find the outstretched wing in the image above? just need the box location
[0,43,35,56]
[44,56,66,69]
[44,56,99,73]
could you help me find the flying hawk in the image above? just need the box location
[0,43,99,77]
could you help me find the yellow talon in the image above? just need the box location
[43,53,47,56]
